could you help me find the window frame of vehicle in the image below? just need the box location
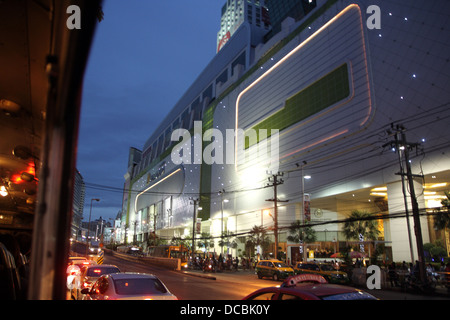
[246,290,278,300]
[267,261,275,277]
[295,263,319,275]
[257,261,274,278]
[256,261,267,278]
[245,288,317,300]
[86,266,120,278]
[279,293,303,300]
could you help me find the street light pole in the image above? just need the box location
[300,161,311,261]
[266,172,287,260]
[190,197,200,257]
[86,198,100,255]
[295,161,310,261]
[218,189,227,255]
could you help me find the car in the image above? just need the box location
[66,257,97,291]
[81,272,178,300]
[243,274,378,300]
[71,264,121,300]
[68,256,87,263]
[255,259,295,281]
[88,241,102,254]
[66,257,96,277]
[67,256,89,268]
[294,262,349,284]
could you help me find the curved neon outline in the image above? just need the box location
[134,168,182,214]
[235,4,372,170]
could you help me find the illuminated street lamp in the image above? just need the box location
[189,197,200,255]
[218,189,228,254]
[86,198,100,243]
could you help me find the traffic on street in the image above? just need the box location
[2,1,450,307]
[66,247,450,301]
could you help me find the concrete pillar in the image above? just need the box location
[386,180,430,263]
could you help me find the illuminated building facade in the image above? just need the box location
[122,0,450,263]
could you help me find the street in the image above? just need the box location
[99,254,449,300]
[103,254,268,300]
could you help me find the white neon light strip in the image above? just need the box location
[134,168,182,213]
[235,4,371,169]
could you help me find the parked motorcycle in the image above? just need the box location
[402,272,436,294]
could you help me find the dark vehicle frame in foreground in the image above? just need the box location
[243,274,377,300]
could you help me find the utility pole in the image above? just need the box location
[86,198,100,256]
[266,172,288,260]
[132,220,138,245]
[385,124,426,285]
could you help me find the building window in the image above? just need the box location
[150,141,157,163]
[191,97,203,123]
[180,107,191,130]
[231,51,246,76]
[163,126,171,150]
[202,84,213,103]
[156,135,164,158]
[216,69,228,85]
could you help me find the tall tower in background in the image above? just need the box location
[264,0,316,38]
[72,170,86,239]
[217,0,271,52]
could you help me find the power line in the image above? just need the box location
[155,207,442,241]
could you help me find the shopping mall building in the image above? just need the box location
[119,0,450,263]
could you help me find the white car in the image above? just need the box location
[71,264,120,300]
[82,272,178,300]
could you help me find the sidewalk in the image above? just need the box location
[179,268,258,282]
[381,282,450,298]
[180,267,450,298]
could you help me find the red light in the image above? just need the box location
[10,163,37,184]
[11,174,22,183]
[26,162,36,176]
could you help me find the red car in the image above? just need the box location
[243,274,378,300]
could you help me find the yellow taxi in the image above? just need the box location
[255,259,295,281]
[293,263,349,284]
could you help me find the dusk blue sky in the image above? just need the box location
[77,1,225,223]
